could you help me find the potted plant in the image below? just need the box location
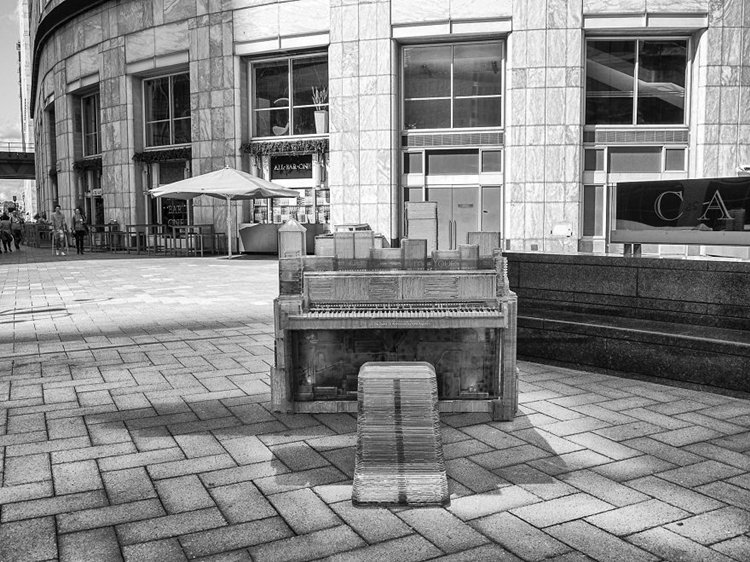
[312,86,328,134]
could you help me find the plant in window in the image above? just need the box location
[312,87,328,134]
[312,87,328,111]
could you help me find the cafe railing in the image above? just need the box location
[167,224,215,257]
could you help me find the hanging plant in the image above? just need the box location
[241,138,328,157]
[132,147,192,163]
[72,157,102,172]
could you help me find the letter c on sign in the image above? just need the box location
[654,191,684,221]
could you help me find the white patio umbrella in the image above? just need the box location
[149,166,299,259]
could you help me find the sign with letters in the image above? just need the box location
[270,155,313,180]
[611,177,750,245]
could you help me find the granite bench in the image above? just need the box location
[505,252,750,394]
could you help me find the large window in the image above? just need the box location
[253,54,328,137]
[144,73,191,147]
[81,92,100,156]
[586,39,688,125]
[403,42,502,130]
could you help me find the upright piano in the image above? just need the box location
[271,248,518,420]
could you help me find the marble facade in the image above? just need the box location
[27,0,750,252]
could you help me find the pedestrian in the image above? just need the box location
[10,209,24,249]
[0,212,12,253]
[72,207,87,255]
[51,205,68,256]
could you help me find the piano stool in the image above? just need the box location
[352,362,449,507]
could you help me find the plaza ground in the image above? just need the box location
[1,245,750,561]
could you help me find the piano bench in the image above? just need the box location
[353,362,449,507]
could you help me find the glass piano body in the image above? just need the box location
[271,249,518,420]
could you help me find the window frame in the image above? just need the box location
[81,91,101,157]
[250,52,329,139]
[142,71,191,148]
[584,35,691,128]
[401,40,505,133]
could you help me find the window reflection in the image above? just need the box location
[586,39,687,125]
[253,55,328,137]
[403,42,502,130]
[144,73,191,147]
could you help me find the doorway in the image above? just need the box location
[426,185,501,249]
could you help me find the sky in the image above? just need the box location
[0,3,25,202]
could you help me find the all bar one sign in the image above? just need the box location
[611,177,750,245]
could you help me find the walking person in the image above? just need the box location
[0,212,12,253]
[51,205,68,256]
[72,207,87,255]
[10,209,23,249]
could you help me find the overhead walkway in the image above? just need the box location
[0,142,35,179]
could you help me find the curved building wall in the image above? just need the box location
[28,0,750,254]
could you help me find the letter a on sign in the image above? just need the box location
[698,190,731,220]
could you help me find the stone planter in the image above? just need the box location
[314,110,328,134]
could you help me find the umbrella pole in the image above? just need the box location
[226,195,232,259]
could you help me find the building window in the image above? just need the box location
[586,39,687,125]
[253,54,328,137]
[81,92,100,156]
[143,73,191,147]
[582,185,605,237]
[403,42,502,130]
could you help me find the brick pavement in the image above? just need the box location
[1,245,749,561]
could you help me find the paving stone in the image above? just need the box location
[565,432,640,460]
[313,483,353,504]
[271,441,331,471]
[585,498,689,535]
[594,421,664,442]
[397,507,489,553]
[712,535,750,560]
[470,444,551,470]
[546,520,657,562]
[98,447,185,472]
[623,476,725,514]
[154,475,215,513]
[448,486,540,521]
[200,461,290,488]
[684,442,750,471]
[253,466,346,495]
[102,467,157,504]
[208,481,276,523]
[591,455,676,482]
[2,490,108,522]
[460,425,525,449]
[5,436,90,457]
[443,438,494,460]
[446,458,510,493]
[658,460,743,487]
[695,481,750,510]
[494,463,577,500]
[59,526,123,562]
[528,449,614,476]
[513,428,584,455]
[523,401,583,421]
[267,487,340,534]
[0,481,53,505]
[52,460,103,494]
[57,498,165,533]
[147,453,236,480]
[179,517,293,559]
[426,543,522,561]
[7,413,47,434]
[3,453,51,485]
[220,435,275,465]
[627,527,735,562]
[559,469,649,507]
[0,516,57,561]
[470,512,570,561]
[173,432,226,458]
[88,421,133,446]
[121,538,188,562]
[665,506,750,545]
[328,500,410,543]
[620,436,703,466]
[676,412,746,435]
[116,507,227,545]
[248,525,365,562]
[47,417,88,440]
[510,493,613,528]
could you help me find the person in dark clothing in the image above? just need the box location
[72,207,87,254]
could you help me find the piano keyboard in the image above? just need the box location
[288,301,505,329]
